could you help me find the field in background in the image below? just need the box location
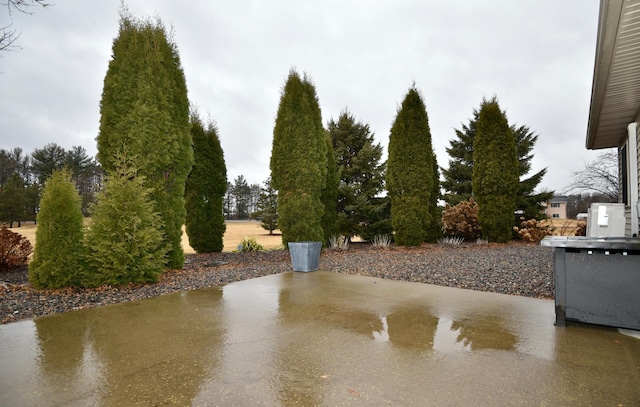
[183,221,282,253]
[550,219,584,236]
[6,220,282,255]
[4,218,583,254]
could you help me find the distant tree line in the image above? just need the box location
[0,144,101,226]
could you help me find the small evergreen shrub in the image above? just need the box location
[513,218,555,243]
[441,198,481,241]
[83,161,169,287]
[0,228,32,270]
[236,237,264,252]
[29,169,85,288]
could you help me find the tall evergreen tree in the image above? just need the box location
[441,113,477,206]
[31,143,66,185]
[231,175,251,220]
[320,133,338,245]
[28,169,85,288]
[386,86,438,246]
[256,177,278,234]
[270,69,327,245]
[328,109,388,241]
[185,113,227,253]
[442,108,552,219]
[472,97,519,242]
[97,10,193,269]
[513,125,554,219]
[0,173,25,227]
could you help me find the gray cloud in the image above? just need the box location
[0,0,604,193]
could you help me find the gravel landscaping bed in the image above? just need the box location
[0,242,554,325]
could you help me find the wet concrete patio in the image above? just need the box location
[1,271,639,406]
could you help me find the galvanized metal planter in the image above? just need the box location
[288,241,322,272]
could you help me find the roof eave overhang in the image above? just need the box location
[586,0,640,150]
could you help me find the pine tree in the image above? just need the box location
[387,86,439,246]
[0,173,25,227]
[185,113,227,253]
[441,114,477,206]
[320,133,338,245]
[83,157,168,286]
[328,109,388,241]
[270,69,327,245]
[97,10,193,269]
[442,106,552,219]
[256,177,278,234]
[513,125,554,219]
[472,97,519,242]
[28,169,85,288]
[231,175,251,220]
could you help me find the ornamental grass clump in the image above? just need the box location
[0,228,32,270]
[437,236,464,246]
[236,237,265,252]
[328,234,349,251]
[371,234,392,249]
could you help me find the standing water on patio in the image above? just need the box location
[1,271,639,406]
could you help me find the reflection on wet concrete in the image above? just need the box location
[1,271,639,406]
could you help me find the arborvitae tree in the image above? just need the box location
[185,113,227,253]
[426,152,442,241]
[270,69,327,245]
[386,86,438,246]
[256,177,278,234]
[442,108,552,218]
[28,169,85,288]
[320,133,338,245]
[472,97,519,242]
[328,109,388,241]
[83,157,168,287]
[97,10,193,269]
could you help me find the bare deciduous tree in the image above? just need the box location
[1,0,51,52]
[563,150,619,201]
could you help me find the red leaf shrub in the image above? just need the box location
[0,227,33,270]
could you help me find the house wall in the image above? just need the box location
[546,202,567,219]
[620,120,640,237]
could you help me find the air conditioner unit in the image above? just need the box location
[587,203,626,237]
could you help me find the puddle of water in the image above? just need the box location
[1,271,638,406]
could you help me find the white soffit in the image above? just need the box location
[587,0,640,149]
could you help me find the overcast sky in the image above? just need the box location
[0,1,606,193]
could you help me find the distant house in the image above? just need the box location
[545,196,568,219]
[586,0,640,237]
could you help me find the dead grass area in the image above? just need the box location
[4,220,282,255]
[183,221,282,253]
[550,218,584,236]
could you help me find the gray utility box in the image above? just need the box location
[541,236,640,330]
